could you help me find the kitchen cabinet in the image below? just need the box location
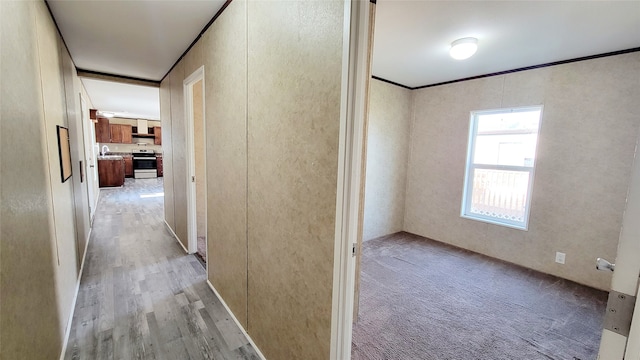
[109,124,133,144]
[154,126,162,145]
[110,124,122,143]
[124,155,133,177]
[95,117,110,143]
[98,157,125,187]
[156,155,163,177]
[121,125,132,143]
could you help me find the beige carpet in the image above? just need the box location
[352,232,607,360]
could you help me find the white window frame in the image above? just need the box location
[461,106,543,230]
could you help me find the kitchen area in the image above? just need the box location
[93,109,163,187]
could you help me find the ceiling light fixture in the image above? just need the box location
[99,111,114,118]
[450,37,478,60]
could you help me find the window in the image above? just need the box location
[461,106,543,230]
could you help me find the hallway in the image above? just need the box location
[64,178,258,359]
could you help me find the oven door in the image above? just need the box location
[133,156,158,178]
[133,157,157,170]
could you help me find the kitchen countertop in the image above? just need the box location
[102,152,163,156]
[98,155,124,160]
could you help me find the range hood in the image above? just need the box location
[137,119,148,134]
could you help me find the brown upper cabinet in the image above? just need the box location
[154,126,162,145]
[108,124,133,144]
[95,117,110,143]
[95,117,158,144]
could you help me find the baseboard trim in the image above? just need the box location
[59,226,93,360]
[206,280,266,360]
[164,220,189,254]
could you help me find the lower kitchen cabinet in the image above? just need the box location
[98,158,125,187]
[156,155,163,177]
[124,155,133,177]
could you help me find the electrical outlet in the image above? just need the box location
[555,252,566,264]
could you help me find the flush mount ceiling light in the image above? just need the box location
[98,111,114,118]
[450,37,478,60]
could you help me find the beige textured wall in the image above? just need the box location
[160,77,175,230]
[170,62,188,248]
[202,0,248,327]
[160,0,345,357]
[193,79,206,239]
[1,1,84,358]
[246,2,343,358]
[404,53,640,290]
[34,0,80,344]
[1,2,63,357]
[362,79,412,241]
[62,32,90,268]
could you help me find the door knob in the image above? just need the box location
[596,258,615,272]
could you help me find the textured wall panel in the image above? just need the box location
[247,1,344,358]
[160,77,175,230]
[203,0,249,327]
[1,1,85,358]
[169,62,188,248]
[34,0,79,340]
[362,79,412,241]
[0,2,62,358]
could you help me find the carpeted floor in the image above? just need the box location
[352,232,608,360]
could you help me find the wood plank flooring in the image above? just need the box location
[64,178,258,360]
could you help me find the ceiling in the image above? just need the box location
[373,1,640,88]
[48,0,226,81]
[47,1,640,116]
[81,78,160,120]
[48,0,226,120]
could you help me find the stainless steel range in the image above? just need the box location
[132,149,157,179]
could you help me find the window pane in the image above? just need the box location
[476,110,541,133]
[469,168,530,223]
[473,133,538,166]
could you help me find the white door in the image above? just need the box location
[80,94,98,220]
[597,130,640,359]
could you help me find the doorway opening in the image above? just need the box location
[184,67,207,266]
[335,2,640,360]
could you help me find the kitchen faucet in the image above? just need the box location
[101,145,110,156]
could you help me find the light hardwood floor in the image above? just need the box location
[64,178,258,360]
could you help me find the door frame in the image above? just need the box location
[598,126,640,359]
[79,93,98,221]
[331,1,640,359]
[330,1,371,359]
[183,66,206,258]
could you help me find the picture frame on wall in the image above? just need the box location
[57,125,72,183]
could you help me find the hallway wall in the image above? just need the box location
[362,79,413,241]
[160,0,346,358]
[160,74,175,230]
[1,1,90,358]
[202,0,249,328]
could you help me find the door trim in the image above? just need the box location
[330,1,371,359]
[79,93,98,221]
[598,125,640,358]
[183,66,205,257]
